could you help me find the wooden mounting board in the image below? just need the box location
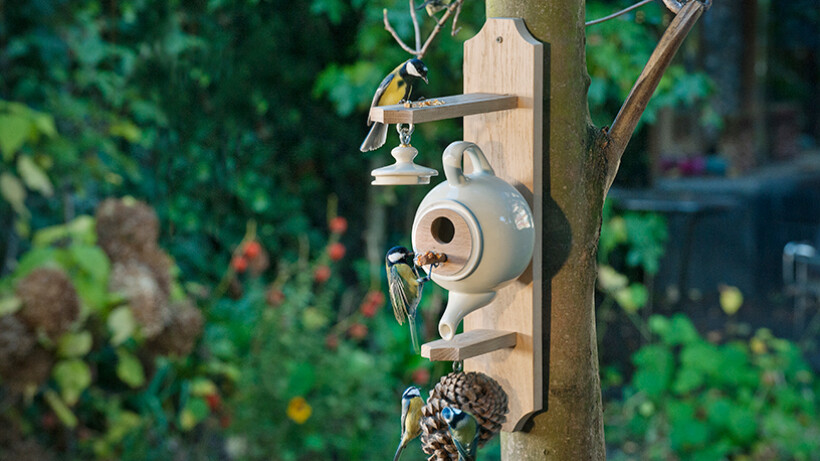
[461,18,545,432]
[368,93,518,125]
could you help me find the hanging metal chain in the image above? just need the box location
[397,123,415,146]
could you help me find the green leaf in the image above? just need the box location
[0,172,28,216]
[17,155,53,197]
[116,349,145,388]
[632,344,674,397]
[44,389,78,428]
[287,362,317,396]
[108,306,136,346]
[728,406,757,443]
[69,244,110,283]
[179,397,210,431]
[52,359,92,406]
[57,331,93,358]
[614,283,648,313]
[109,121,142,142]
[0,296,22,316]
[0,114,30,160]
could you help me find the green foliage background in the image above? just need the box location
[2,0,792,460]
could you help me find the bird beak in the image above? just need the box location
[422,76,428,84]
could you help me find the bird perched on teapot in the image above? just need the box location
[360,58,428,152]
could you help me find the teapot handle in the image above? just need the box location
[442,141,496,186]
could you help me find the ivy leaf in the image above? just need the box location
[57,331,93,358]
[0,172,28,216]
[69,244,110,283]
[0,296,22,316]
[44,389,78,428]
[116,348,145,388]
[17,155,53,196]
[0,114,30,160]
[108,306,136,346]
[53,359,92,406]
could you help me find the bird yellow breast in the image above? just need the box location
[404,397,423,440]
[378,74,408,106]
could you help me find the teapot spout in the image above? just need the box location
[438,291,497,340]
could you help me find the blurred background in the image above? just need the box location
[1,0,819,459]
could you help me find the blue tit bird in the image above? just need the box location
[360,58,429,152]
[441,406,479,461]
[393,386,424,461]
[385,246,425,352]
[416,0,451,16]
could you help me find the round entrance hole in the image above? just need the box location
[431,216,455,244]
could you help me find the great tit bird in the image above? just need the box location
[360,58,429,152]
[385,246,425,352]
[416,0,451,16]
[441,406,479,461]
[393,386,424,461]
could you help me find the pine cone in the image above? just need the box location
[95,197,159,263]
[420,371,508,460]
[0,315,35,366]
[15,268,80,338]
[147,300,204,357]
[110,261,170,338]
[1,346,55,393]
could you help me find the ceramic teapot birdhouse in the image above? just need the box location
[412,141,535,340]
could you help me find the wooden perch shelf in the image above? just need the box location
[368,93,518,124]
[421,329,517,361]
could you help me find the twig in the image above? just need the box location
[451,0,463,36]
[602,0,709,195]
[383,9,418,56]
[382,0,466,59]
[417,0,464,58]
[585,0,654,27]
[409,0,421,51]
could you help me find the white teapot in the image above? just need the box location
[412,141,535,340]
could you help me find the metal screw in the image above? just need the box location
[496,36,503,43]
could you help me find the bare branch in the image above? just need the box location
[383,8,418,56]
[585,0,653,27]
[603,0,709,194]
[451,0,464,36]
[417,0,465,58]
[409,0,421,51]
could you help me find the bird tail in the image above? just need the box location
[393,441,406,461]
[408,315,420,353]
[360,122,388,152]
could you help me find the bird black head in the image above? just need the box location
[404,58,429,84]
[386,246,414,266]
[402,386,421,400]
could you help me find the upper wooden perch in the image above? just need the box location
[368,93,518,125]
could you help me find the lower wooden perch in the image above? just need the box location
[421,329,517,361]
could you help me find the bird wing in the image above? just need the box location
[367,72,395,126]
[388,263,419,324]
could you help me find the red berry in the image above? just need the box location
[266,288,285,307]
[366,290,385,308]
[205,393,222,411]
[361,301,378,318]
[412,367,430,385]
[314,265,331,284]
[328,242,346,261]
[325,334,339,351]
[244,241,262,259]
[231,256,248,273]
[329,216,348,234]
[348,323,368,340]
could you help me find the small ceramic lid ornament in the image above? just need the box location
[371,124,438,186]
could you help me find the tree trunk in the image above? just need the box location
[486,1,607,459]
